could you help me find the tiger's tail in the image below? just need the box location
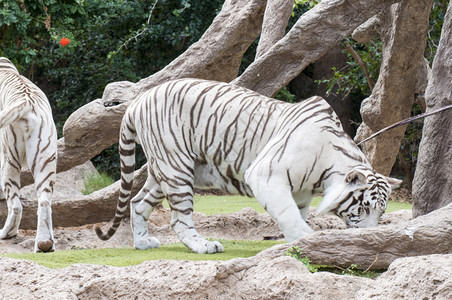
[95,110,136,240]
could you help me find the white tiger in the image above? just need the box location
[96,78,400,254]
[0,57,58,252]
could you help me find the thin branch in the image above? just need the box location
[357,104,452,145]
[343,40,374,92]
[108,0,159,59]
[364,253,379,272]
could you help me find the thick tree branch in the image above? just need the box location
[7,166,148,229]
[255,0,294,58]
[232,0,402,97]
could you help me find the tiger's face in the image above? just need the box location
[335,186,388,228]
[317,167,400,229]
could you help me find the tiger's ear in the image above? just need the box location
[385,176,403,190]
[345,169,367,185]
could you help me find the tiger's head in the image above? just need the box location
[317,167,402,229]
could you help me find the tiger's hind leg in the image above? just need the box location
[0,162,23,240]
[26,129,57,253]
[162,177,223,254]
[130,171,164,250]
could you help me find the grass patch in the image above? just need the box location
[193,195,268,215]
[1,240,283,269]
[385,201,412,213]
[81,172,115,195]
[171,195,411,215]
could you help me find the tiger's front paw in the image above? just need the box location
[191,240,224,254]
[134,236,161,250]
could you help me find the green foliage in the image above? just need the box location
[385,200,412,213]
[293,0,320,11]
[163,195,330,215]
[1,240,283,268]
[316,38,382,97]
[81,172,115,195]
[285,246,318,273]
[426,0,449,63]
[275,87,297,103]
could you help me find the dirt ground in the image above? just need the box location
[0,201,412,254]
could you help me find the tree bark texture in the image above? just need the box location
[232,0,402,97]
[412,1,452,217]
[255,0,294,58]
[354,0,433,175]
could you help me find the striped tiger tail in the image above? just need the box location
[95,111,137,240]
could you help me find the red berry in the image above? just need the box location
[59,37,70,47]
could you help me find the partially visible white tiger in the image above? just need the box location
[0,57,58,252]
[95,78,400,254]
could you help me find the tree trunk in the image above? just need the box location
[354,0,433,176]
[412,1,452,217]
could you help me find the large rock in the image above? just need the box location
[0,251,450,299]
[20,161,98,200]
[356,254,452,299]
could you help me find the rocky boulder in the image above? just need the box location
[20,161,98,200]
[0,250,449,299]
